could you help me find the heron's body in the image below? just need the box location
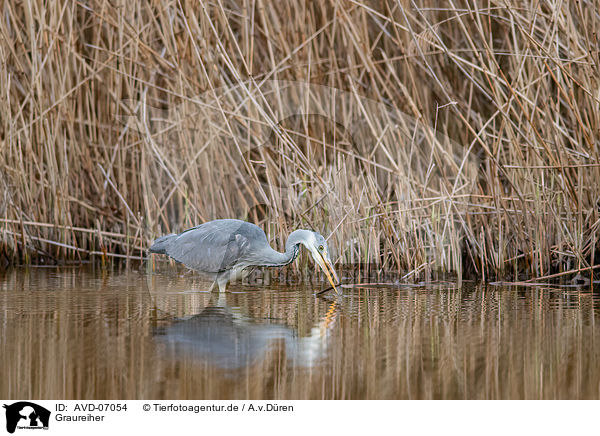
[149,219,339,292]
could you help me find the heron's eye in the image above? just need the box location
[318,245,324,251]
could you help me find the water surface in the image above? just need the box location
[1,267,599,399]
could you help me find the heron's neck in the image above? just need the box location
[258,243,299,267]
[260,230,312,267]
[285,229,313,253]
[279,244,300,266]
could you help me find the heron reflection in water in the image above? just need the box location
[152,290,339,370]
[150,219,340,293]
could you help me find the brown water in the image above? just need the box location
[1,267,599,399]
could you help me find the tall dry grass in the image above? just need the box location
[1,1,599,281]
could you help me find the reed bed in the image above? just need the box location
[1,0,599,280]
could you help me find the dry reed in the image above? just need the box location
[1,1,599,281]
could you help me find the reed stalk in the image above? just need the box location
[1,1,599,281]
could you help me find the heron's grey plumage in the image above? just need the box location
[148,233,176,254]
[149,219,338,292]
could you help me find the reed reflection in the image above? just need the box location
[1,268,600,399]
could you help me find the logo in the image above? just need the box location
[3,402,50,434]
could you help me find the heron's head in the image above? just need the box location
[288,230,340,292]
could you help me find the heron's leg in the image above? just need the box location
[217,278,228,293]
[216,292,227,307]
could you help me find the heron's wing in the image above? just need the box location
[166,220,262,273]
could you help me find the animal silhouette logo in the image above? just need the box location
[2,402,50,434]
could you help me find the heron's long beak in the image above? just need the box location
[314,250,341,293]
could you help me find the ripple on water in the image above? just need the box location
[1,267,599,399]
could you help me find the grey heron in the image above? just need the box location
[149,219,340,293]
